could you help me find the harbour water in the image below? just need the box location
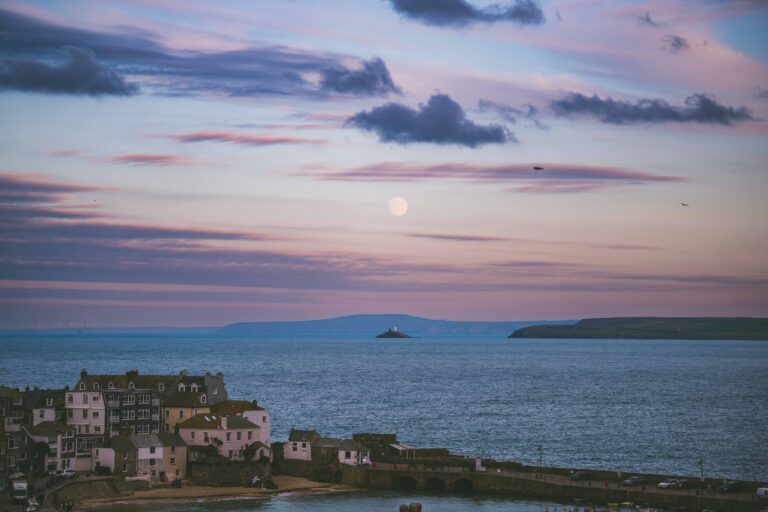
[2,334,767,511]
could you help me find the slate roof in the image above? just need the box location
[162,392,208,408]
[314,437,365,451]
[212,399,265,415]
[130,434,163,449]
[177,413,259,430]
[159,433,186,447]
[288,429,320,443]
[109,436,136,451]
[26,421,73,437]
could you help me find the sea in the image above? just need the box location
[1,334,767,511]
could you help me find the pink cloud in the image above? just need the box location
[307,162,683,193]
[46,149,80,157]
[104,154,195,166]
[169,131,328,146]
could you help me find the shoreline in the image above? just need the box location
[79,476,359,508]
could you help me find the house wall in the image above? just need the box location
[162,445,186,480]
[338,449,369,466]
[65,391,105,436]
[92,447,115,472]
[284,440,312,461]
[243,410,270,447]
[178,426,258,461]
[32,408,56,426]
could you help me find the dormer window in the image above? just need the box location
[46,398,53,407]
[128,382,135,390]
[93,383,100,391]
[191,384,198,392]
[158,383,165,392]
[200,394,207,404]
[108,382,114,389]
[79,382,86,390]
[178,384,185,392]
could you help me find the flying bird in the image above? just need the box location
[680,203,689,207]
[533,166,544,171]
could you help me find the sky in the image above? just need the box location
[1,0,767,328]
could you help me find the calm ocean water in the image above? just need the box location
[2,334,767,509]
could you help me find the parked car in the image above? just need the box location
[570,471,591,481]
[716,481,741,493]
[622,476,645,487]
[755,487,768,501]
[56,469,77,478]
[657,479,680,489]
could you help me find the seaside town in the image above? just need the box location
[1,370,766,512]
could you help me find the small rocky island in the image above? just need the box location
[376,326,411,338]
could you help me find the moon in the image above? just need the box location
[388,196,408,217]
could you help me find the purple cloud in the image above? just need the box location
[169,131,327,146]
[389,0,545,27]
[105,154,195,166]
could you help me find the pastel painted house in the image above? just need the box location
[92,434,187,482]
[312,437,370,466]
[212,400,271,450]
[177,413,266,461]
[283,429,319,461]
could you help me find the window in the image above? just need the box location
[82,410,88,419]
[200,395,207,404]
[191,431,195,439]
[345,451,351,459]
[122,451,128,459]
[247,431,252,440]
[175,469,179,476]
[39,410,44,418]
[85,425,90,433]
[236,432,241,441]
[128,382,135,390]
[122,463,127,472]
[95,426,101,433]
[170,457,176,465]
[67,409,73,419]
[226,432,231,441]
[228,450,233,458]
[138,394,150,405]
[301,442,306,448]
[93,411,99,418]
[178,384,185,392]
[138,409,150,420]
[108,382,114,390]
[93,394,99,402]
[149,446,156,454]
[93,383,99,391]
[82,394,88,404]
[67,394,73,404]
[204,433,209,442]
[291,443,297,451]
[137,424,150,434]
[178,410,184,419]
[123,395,135,405]
[262,416,267,423]
[123,410,135,420]
[12,397,22,405]
[149,458,155,466]
[158,383,165,392]
[46,398,53,407]
[191,384,198,392]
[170,445,176,452]
[151,469,156,476]
[79,383,86,390]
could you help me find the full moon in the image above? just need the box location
[388,196,408,217]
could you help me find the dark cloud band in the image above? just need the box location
[551,92,753,125]
[389,0,544,27]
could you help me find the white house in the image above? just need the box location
[212,400,271,449]
[284,429,319,461]
[313,437,370,466]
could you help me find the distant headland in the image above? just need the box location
[510,317,768,340]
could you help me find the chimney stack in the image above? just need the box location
[80,369,88,380]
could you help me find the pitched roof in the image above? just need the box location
[288,429,320,443]
[159,433,186,447]
[177,413,258,430]
[130,434,163,449]
[26,421,72,437]
[314,437,342,448]
[212,399,265,415]
[0,386,21,397]
[162,392,209,408]
[108,436,136,451]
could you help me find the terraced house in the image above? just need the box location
[178,413,269,461]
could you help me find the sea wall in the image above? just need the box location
[188,461,270,486]
[47,478,134,507]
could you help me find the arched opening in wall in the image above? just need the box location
[453,478,474,493]
[396,476,417,490]
[424,477,445,492]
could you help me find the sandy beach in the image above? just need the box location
[80,476,357,507]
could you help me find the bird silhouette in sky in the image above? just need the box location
[533,166,544,171]
[680,203,689,207]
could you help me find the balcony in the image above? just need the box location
[107,400,120,407]
[151,399,160,406]
[151,414,160,421]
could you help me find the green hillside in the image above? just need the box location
[509,317,768,340]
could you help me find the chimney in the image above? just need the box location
[126,370,139,378]
[180,370,188,377]
[80,369,88,380]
